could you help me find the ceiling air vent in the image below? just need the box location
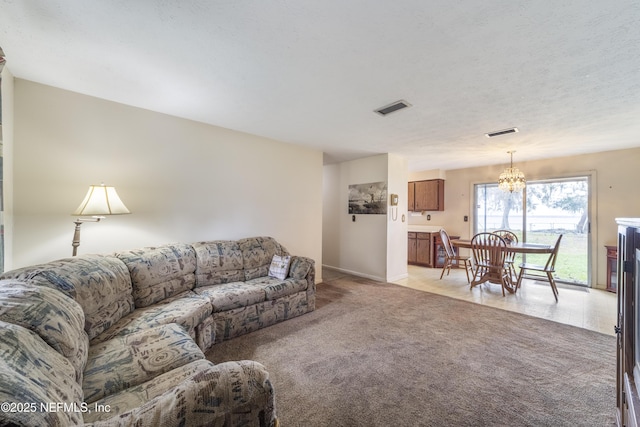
[485,127,519,138]
[375,100,412,116]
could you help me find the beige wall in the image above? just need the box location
[1,67,15,269]
[323,155,388,281]
[322,154,408,282]
[5,76,638,289]
[6,79,323,278]
[409,148,640,289]
[386,153,409,282]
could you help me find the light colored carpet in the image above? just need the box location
[207,274,616,426]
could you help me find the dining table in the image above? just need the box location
[450,239,554,254]
[450,239,554,292]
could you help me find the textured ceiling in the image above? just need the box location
[1,1,639,171]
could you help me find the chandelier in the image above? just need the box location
[498,151,526,192]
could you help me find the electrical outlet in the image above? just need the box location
[464,215,468,222]
[426,214,431,221]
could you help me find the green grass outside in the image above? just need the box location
[494,230,588,284]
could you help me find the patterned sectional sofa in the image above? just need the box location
[0,236,315,426]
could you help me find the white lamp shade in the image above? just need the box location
[73,185,130,216]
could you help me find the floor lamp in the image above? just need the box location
[72,184,130,256]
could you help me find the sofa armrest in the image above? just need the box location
[85,360,277,426]
[289,256,315,284]
[288,256,315,311]
[288,256,314,279]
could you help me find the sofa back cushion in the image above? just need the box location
[0,321,85,426]
[239,237,290,281]
[116,243,197,308]
[193,240,245,287]
[0,254,134,341]
[0,280,89,382]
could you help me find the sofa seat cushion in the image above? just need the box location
[245,276,308,300]
[91,291,212,345]
[0,321,84,427]
[0,254,135,341]
[239,237,290,281]
[194,282,267,312]
[83,323,204,404]
[193,240,245,286]
[213,293,309,343]
[117,243,197,308]
[0,279,89,382]
[83,359,276,426]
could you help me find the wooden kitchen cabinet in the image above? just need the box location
[408,179,444,211]
[408,232,417,263]
[408,232,433,267]
[408,182,416,212]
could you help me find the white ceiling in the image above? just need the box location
[1,1,639,171]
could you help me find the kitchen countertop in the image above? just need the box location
[407,225,443,233]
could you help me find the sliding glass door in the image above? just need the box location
[474,176,590,286]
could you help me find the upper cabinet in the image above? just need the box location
[408,179,444,211]
[408,182,416,212]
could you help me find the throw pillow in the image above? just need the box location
[268,255,291,280]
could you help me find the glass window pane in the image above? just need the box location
[474,176,590,286]
[525,178,589,285]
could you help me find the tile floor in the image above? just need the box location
[398,265,617,336]
[323,265,618,336]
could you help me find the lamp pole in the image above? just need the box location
[71,217,103,256]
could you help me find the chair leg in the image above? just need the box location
[470,266,483,289]
[516,268,525,290]
[499,271,507,297]
[547,272,559,302]
[463,259,471,283]
[439,261,448,280]
[508,268,516,294]
[509,264,518,286]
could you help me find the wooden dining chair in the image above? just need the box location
[493,229,519,282]
[516,234,563,302]
[439,229,473,283]
[470,232,511,296]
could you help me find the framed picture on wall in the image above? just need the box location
[348,182,387,214]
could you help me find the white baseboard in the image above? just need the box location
[322,264,404,283]
[387,272,409,282]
